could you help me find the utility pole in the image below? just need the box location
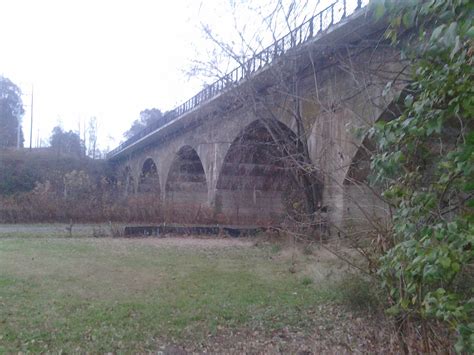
[29,85,34,149]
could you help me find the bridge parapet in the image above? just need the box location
[107,0,368,159]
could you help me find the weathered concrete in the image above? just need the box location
[109,8,407,230]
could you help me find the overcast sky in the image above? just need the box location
[0,0,339,152]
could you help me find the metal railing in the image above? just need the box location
[108,0,366,158]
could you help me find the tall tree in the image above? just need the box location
[0,76,24,148]
[124,108,163,139]
[50,126,85,158]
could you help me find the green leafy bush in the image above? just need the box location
[371,0,473,352]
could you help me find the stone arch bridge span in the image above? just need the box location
[108,1,406,229]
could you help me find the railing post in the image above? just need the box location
[309,17,313,37]
[343,0,347,18]
[357,0,362,9]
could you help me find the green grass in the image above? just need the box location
[0,237,343,352]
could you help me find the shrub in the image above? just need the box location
[372,0,473,351]
[336,273,382,314]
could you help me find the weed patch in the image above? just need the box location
[334,273,382,314]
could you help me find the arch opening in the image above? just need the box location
[341,99,404,234]
[344,137,375,186]
[138,158,161,195]
[165,146,208,206]
[216,119,320,223]
[344,100,404,186]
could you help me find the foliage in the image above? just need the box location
[371,0,473,351]
[0,149,106,195]
[50,126,86,157]
[0,148,222,224]
[0,75,24,148]
[63,170,93,199]
[0,149,117,222]
[0,155,39,195]
[124,108,164,139]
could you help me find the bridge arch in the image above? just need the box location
[343,99,405,186]
[137,157,161,195]
[215,119,314,223]
[339,99,405,233]
[165,145,208,207]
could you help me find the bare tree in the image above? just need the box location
[192,1,324,224]
[87,116,98,159]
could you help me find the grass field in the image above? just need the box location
[0,233,389,353]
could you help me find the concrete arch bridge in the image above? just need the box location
[108,0,407,231]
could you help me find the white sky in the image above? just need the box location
[0,0,338,152]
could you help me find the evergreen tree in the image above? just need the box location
[0,76,24,148]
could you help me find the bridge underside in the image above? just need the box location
[165,145,208,208]
[215,120,308,223]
